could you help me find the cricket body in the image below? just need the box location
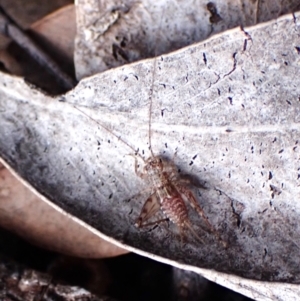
[131,56,226,247]
[134,154,226,246]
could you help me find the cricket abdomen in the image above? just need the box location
[161,196,188,225]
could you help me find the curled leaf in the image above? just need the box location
[0,11,300,301]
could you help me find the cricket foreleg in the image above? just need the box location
[127,154,146,179]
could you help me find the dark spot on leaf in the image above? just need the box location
[207,2,223,23]
[268,171,273,180]
[203,52,207,65]
[243,39,247,51]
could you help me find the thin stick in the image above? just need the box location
[0,5,76,90]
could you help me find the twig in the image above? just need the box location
[0,5,76,90]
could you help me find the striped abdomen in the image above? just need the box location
[161,196,188,226]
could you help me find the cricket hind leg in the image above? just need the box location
[177,221,204,248]
[137,218,170,228]
[135,192,169,228]
[184,220,205,244]
[177,185,228,248]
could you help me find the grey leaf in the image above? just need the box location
[0,10,300,301]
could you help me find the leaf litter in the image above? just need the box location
[0,9,299,290]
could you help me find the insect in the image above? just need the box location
[128,59,226,247]
[74,50,226,248]
[133,154,225,246]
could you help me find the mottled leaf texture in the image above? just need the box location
[75,0,300,79]
[0,11,300,301]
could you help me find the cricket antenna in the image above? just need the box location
[148,8,165,158]
[148,55,157,158]
[73,105,146,163]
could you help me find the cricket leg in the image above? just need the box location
[184,220,204,244]
[177,185,213,230]
[137,218,169,228]
[135,193,161,227]
[126,154,146,179]
[177,185,227,248]
[178,225,186,248]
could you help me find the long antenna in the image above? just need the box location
[73,105,146,163]
[148,7,165,158]
[148,55,157,158]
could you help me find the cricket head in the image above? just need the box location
[144,156,163,174]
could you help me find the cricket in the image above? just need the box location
[74,50,227,248]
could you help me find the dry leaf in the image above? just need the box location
[0,10,300,300]
[74,0,300,79]
[0,10,300,301]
